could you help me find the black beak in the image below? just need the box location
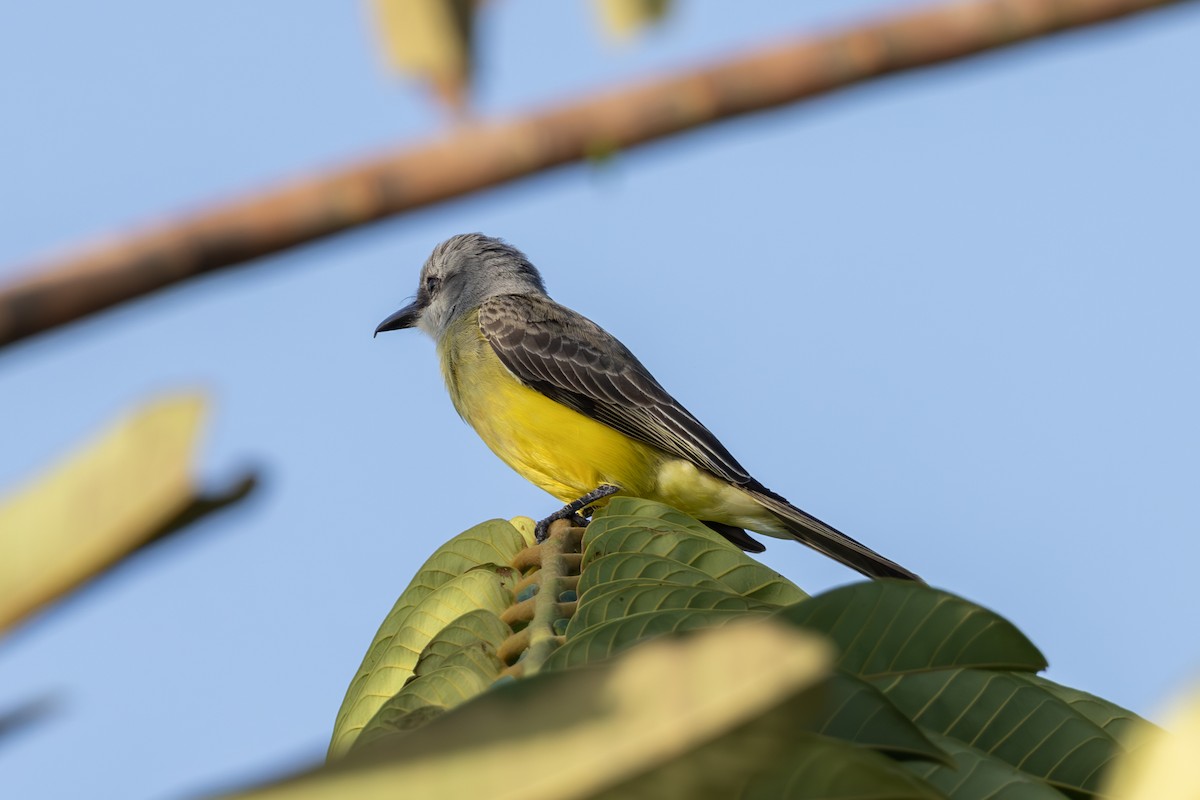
[374,301,421,337]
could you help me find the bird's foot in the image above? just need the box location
[534,484,621,542]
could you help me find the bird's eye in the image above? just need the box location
[425,276,441,295]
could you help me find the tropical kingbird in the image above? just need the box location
[376,233,920,581]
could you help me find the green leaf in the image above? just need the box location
[569,580,773,636]
[1025,675,1150,749]
[737,734,945,800]
[586,507,806,604]
[350,706,445,741]
[353,664,496,751]
[235,620,842,800]
[905,732,1070,800]
[585,514,736,560]
[328,563,518,757]
[326,519,524,748]
[377,520,525,627]
[545,608,768,671]
[411,609,510,679]
[876,668,1118,796]
[348,519,525,678]
[595,497,735,540]
[730,564,807,606]
[777,581,1046,677]
[578,552,731,595]
[815,672,950,765]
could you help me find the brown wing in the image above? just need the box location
[477,293,754,486]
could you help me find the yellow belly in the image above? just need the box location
[440,314,664,501]
[438,312,783,534]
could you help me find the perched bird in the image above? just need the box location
[376,233,920,581]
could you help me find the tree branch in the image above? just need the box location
[0,0,1189,348]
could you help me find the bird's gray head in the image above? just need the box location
[375,233,547,341]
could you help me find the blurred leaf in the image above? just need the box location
[0,696,57,751]
[0,394,254,636]
[235,620,847,800]
[876,668,1119,796]
[1103,683,1200,800]
[905,732,1071,800]
[595,0,672,41]
[777,581,1047,677]
[144,474,256,547]
[371,0,476,109]
[328,553,519,757]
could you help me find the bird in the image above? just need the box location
[375,233,921,581]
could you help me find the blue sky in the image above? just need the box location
[2,2,1198,798]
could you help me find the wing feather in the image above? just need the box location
[477,294,753,485]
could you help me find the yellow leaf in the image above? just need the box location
[370,0,476,109]
[0,394,248,635]
[595,0,672,41]
[233,620,834,799]
[508,515,537,546]
[1104,682,1200,799]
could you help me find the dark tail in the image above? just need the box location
[702,520,767,553]
[746,485,922,582]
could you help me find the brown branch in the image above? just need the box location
[0,0,1189,348]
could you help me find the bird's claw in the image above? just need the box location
[534,484,620,543]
